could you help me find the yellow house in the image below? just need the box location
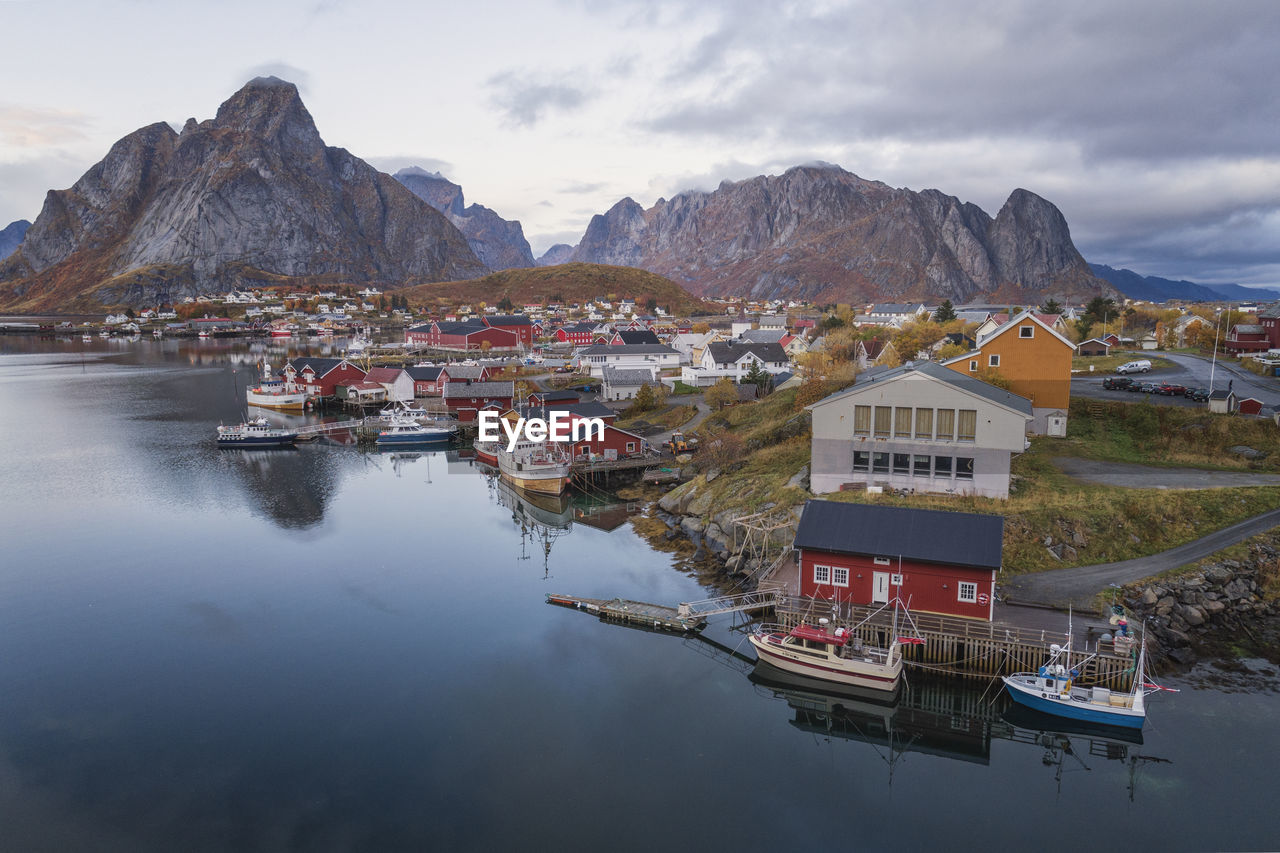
[942,309,1075,436]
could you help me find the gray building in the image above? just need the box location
[807,361,1032,499]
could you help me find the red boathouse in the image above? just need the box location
[793,500,1003,621]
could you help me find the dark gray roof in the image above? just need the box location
[442,364,487,380]
[577,344,677,355]
[707,341,788,364]
[558,322,596,333]
[738,328,787,344]
[485,315,533,326]
[404,365,443,381]
[288,357,353,377]
[522,401,616,420]
[435,319,488,334]
[824,360,1032,416]
[615,329,661,345]
[442,380,514,398]
[534,389,580,402]
[869,303,925,315]
[603,367,658,385]
[1209,389,1232,400]
[1257,304,1280,320]
[795,500,1004,570]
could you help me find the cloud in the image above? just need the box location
[0,104,92,148]
[486,71,590,127]
[237,62,311,92]
[561,181,605,194]
[0,152,92,224]
[365,156,455,178]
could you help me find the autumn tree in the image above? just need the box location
[936,342,969,362]
[691,322,711,334]
[705,377,738,410]
[629,382,658,413]
[934,300,957,323]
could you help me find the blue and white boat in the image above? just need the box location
[1003,618,1170,730]
[216,416,298,448]
[375,413,455,446]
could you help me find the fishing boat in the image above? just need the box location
[375,413,454,446]
[473,436,499,465]
[1002,618,1173,729]
[215,416,298,447]
[245,361,307,412]
[749,616,908,692]
[379,400,430,419]
[496,437,572,495]
[269,324,295,338]
[346,333,372,355]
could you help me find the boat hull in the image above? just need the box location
[246,389,307,411]
[1002,678,1145,729]
[748,634,901,691]
[503,472,571,494]
[216,434,296,448]
[375,431,452,445]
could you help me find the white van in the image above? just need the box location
[1116,359,1152,374]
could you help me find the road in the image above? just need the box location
[1073,351,1278,407]
[1052,457,1280,489]
[1001,507,1280,610]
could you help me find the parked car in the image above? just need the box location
[1116,359,1153,374]
[1102,376,1134,391]
[1157,383,1186,396]
[1185,387,1210,402]
[1139,382,1161,394]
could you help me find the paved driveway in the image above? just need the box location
[1053,457,1280,489]
[1074,351,1277,407]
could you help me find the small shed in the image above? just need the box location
[1237,397,1265,416]
[1077,338,1112,357]
[1208,389,1236,414]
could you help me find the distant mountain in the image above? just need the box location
[393,167,533,271]
[0,78,485,312]
[398,262,710,316]
[0,220,29,260]
[1089,263,1280,303]
[536,244,575,266]
[568,164,1113,304]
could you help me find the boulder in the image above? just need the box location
[658,481,695,513]
[680,516,706,538]
[1140,587,1159,606]
[786,465,810,491]
[1223,579,1251,600]
[1230,445,1265,460]
[706,467,721,483]
[1204,565,1233,585]
[1181,605,1206,627]
[1163,627,1192,647]
[1203,599,1227,616]
[686,490,714,517]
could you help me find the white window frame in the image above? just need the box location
[625,441,637,453]
[988,354,1000,367]
[958,581,978,603]
[813,564,831,585]
[1019,325,1034,338]
[832,567,849,587]
[873,556,891,566]
[890,573,903,585]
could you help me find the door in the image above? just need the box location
[872,572,890,604]
[1047,415,1067,437]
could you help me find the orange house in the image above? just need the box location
[943,309,1075,436]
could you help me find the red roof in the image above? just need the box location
[364,367,406,383]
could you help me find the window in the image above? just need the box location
[935,456,953,476]
[1019,325,1034,338]
[969,360,978,372]
[893,453,910,474]
[626,442,637,453]
[914,408,933,439]
[957,409,977,442]
[873,557,891,566]
[813,564,831,584]
[988,354,1000,368]
[936,409,955,440]
[913,454,931,476]
[832,567,849,587]
[894,407,913,437]
[958,582,977,603]
[853,451,870,472]
[853,405,871,436]
[872,452,890,473]
[891,573,904,585]
[874,406,891,437]
[956,457,974,479]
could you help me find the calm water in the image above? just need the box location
[1,334,1278,852]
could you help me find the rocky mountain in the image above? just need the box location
[1090,263,1280,303]
[393,167,533,271]
[0,220,30,261]
[536,243,575,266]
[0,77,485,311]
[569,164,1113,304]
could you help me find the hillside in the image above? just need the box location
[1090,263,1280,302]
[398,263,711,315]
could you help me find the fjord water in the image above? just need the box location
[1,336,1277,852]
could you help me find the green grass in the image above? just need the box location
[1072,353,1174,372]
[616,404,697,431]
[670,381,702,395]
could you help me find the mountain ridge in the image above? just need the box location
[1089,263,1280,302]
[393,168,534,271]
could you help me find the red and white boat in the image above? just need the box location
[473,437,499,465]
[245,360,307,412]
[496,437,571,495]
[749,620,903,691]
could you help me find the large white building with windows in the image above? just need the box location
[806,361,1033,498]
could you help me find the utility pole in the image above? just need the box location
[1209,311,1222,392]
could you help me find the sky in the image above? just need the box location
[1,0,1278,287]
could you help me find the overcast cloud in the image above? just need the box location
[0,0,1276,284]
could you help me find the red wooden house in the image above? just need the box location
[1238,397,1265,416]
[1225,324,1269,355]
[408,320,520,351]
[793,500,1003,621]
[483,315,534,347]
[516,406,643,458]
[405,365,444,396]
[555,323,597,345]
[442,380,515,422]
[284,357,368,399]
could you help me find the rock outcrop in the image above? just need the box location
[569,164,1113,304]
[0,77,485,311]
[0,219,29,261]
[393,167,533,271]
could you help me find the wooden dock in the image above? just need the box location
[546,594,707,633]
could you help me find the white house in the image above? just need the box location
[862,303,927,328]
[681,341,790,386]
[602,366,658,401]
[807,361,1033,498]
[575,343,680,377]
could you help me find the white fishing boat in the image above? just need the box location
[245,361,307,412]
[346,334,372,355]
[375,413,454,445]
[496,438,572,495]
[216,416,298,447]
[749,618,906,691]
[1002,616,1174,730]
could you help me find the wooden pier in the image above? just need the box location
[546,594,706,633]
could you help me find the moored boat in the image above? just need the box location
[216,416,298,447]
[246,360,307,411]
[375,413,454,446]
[749,618,905,691]
[496,438,571,495]
[1002,618,1173,729]
[473,437,499,465]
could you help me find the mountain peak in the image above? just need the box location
[213,77,319,149]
